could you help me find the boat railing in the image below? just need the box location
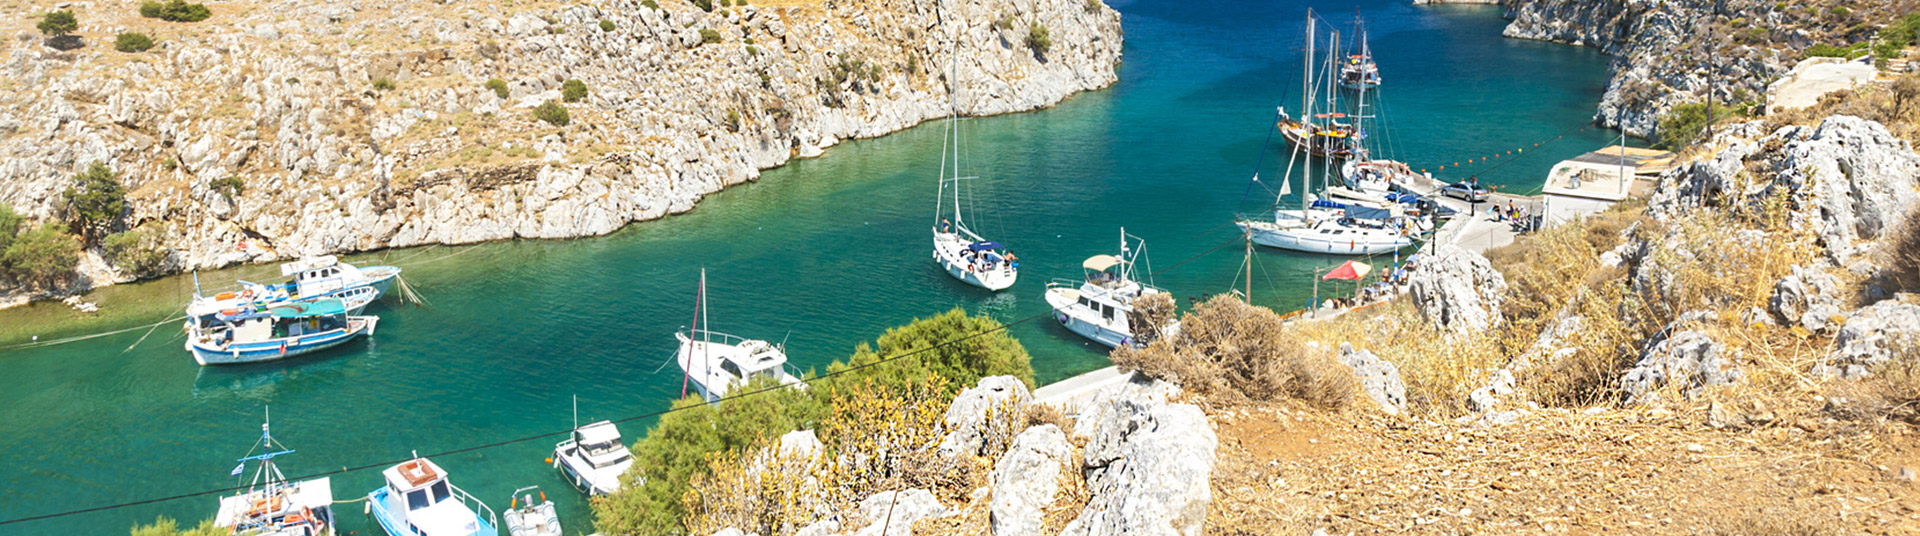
[680,329,760,349]
[448,483,499,531]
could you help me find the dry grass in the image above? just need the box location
[1882,209,1920,295]
[1113,295,1355,409]
[1769,72,1920,144]
[1291,301,1502,416]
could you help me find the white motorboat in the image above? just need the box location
[213,411,336,536]
[1044,228,1174,348]
[673,270,804,403]
[929,6,1018,292]
[503,486,563,536]
[366,457,498,536]
[187,256,398,318]
[553,416,634,495]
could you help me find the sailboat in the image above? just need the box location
[1278,14,1356,159]
[213,410,337,536]
[673,270,803,403]
[1339,17,1381,90]
[1336,17,1429,202]
[931,0,1018,291]
[1239,13,1416,256]
[1043,228,1175,348]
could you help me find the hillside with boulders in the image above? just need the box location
[0,0,1121,307]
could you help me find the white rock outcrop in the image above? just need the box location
[990,424,1075,536]
[1819,299,1920,379]
[1060,375,1214,536]
[939,375,1033,459]
[1338,343,1406,415]
[854,489,945,536]
[1408,245,1508,337]
[1619,329,1741,403]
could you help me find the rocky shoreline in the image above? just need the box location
[0,0,1122,308]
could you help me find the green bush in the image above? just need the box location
[0,204,22,252]
[599,19,615,32]
[210,176,245,198]
[699,28,722,44]
[1805,42,1867,58]
[643,0,659,9]
[1085,0,1102,12]
[139,1,211,22]
[1027,22,1051,53]
[561,79,588,102]
[1,224,80,288]
[372,77,396,91]
[692,0,713,11]
[485,78,509,99]
[37,10,77,36]
[1654,101,1737,151]
[104,227,169,276]
[1874,13,1920,59]
[534,101,569,126]
[62,162,126,241]
[592,309,1033,536]
[114,32,155,52]
[1828,5,1850,17]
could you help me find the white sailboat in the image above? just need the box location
[1044,228,1174,348]
[930,1,1018,292]
[673,270,803,403]
[1337,18,1429,201]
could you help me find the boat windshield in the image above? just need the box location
[591,451,633,469]
[406,488,430,511]
[431,481,451,504]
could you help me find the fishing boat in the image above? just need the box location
[213,412,336,536]
[189,256,399,315]
[503,486,563,536]
[552,397,634,496]
[187,297,379,366]
[366,457,498,536]
[930,4,1018,292]
[674,270,804,403]
[1278,15,1357,159]
[1044,228,1174,348]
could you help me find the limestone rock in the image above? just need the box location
[1771,264,1845,333]
[1620,329,1741,403]
[1468,368,1517,414]
[1819,299,1920,379]
[990,424,1075,536]
[1408,245,1508,337]
[1062,375,1213,536]
[1338,343,1406,415]
[938,376,1032,459]
[855,489,945,536]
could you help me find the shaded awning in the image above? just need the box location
[968,241,1004,252]
[1082,255,1126,271]
[269,298,346,318]
[1321,260,1374,281]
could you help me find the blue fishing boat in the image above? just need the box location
[367,457,498,536]
[187,298,378,366]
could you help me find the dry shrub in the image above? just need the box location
[1125,291,1176,345]
[684,376,966,536]
[1023,402,1074,433]
[1832,345,1920,425]
[1767,72,1920,144]
[1113,295,1354,409]
[1523,282,1640,407]
[1489,221,1605,357]
[1291,300,1502,415]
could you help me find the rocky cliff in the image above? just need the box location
[0,0,1121,301]
[1499,0,1861,137]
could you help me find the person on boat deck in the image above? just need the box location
[940,218,951,233]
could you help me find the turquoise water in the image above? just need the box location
[0,1,1618,534]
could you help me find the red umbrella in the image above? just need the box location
[1320,260,1373,281]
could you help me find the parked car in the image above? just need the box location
[1439,180,1490,202]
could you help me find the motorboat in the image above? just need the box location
[553,418,634,495]
[187,297,378,366]
[673,270,804,403]
[188,256,399,317]
[503,486,562,536]
[929,7,1018,292]
[1044,228,1174,348]
[213,412,336,536]
[366,457,498,536]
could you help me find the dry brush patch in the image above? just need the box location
[1113,295,1355,409]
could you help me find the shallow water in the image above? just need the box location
[0,0,1620,533]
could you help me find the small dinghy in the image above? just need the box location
[503,486,563,536]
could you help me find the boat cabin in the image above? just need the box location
[719,340,789,384]
[280,256,365,298]
[569,421,633,470]
[374,457,496,536]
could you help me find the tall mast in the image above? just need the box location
[948,0,965,230]
[1302,10,1314,214]
[1353,17,1368,163]
[1325,30,1340,191]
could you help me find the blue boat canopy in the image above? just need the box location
[268,298,347,318]
[968,241,1005,252]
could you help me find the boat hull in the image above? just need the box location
[932,233,1016,291]
[1239,222,1412,256]
[1044,289,1135,348]
[189,318,377,366]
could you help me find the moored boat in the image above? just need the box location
[673,270,804,403]
[553,419,634,495]
[503,486,563,536]
[189,256,399,315]
[366,457,498,536]
[213,413,336,536]
[187,297,378,366]
[928,0,1018,292]
[1043,228,1174,348]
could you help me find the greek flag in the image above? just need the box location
[230,462,245,477]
